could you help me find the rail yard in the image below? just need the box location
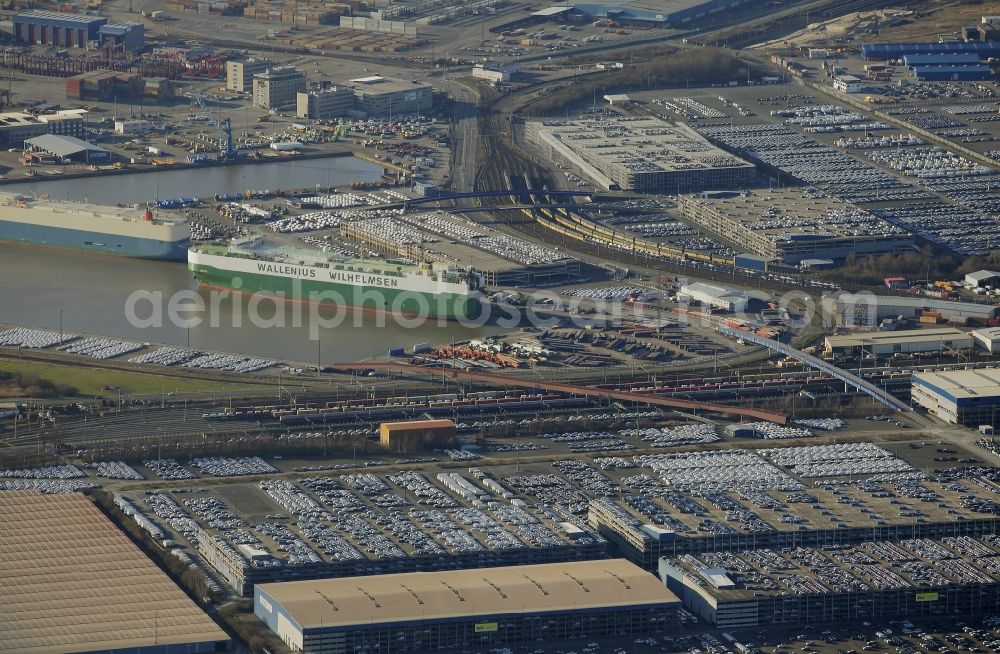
[5,0,1000,653]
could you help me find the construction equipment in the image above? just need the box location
[192,92,237,160]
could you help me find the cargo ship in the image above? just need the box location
[189,240,484,321]
[0,192,190,260]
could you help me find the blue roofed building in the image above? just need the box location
[13,10,106,48]
[98,22,145,53]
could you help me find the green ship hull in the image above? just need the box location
[189,258,482,322]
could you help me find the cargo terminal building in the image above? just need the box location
[13,11,144,51]
[911,368,1000,426]
[254,560,678,654]
[525,116,756,193]
[676,188,912,264]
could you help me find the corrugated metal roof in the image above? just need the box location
[24,134,107,157]
[257,559,677,631]
[912,368,1000,400]
[825,327,969,348]
[0,491,229,654]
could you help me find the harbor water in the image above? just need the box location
[0,247,503,363]
[1,155,383,204]
[0,154,505,361]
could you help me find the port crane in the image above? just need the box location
[191,92,237,160]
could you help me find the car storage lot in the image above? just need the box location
[52,435,998,582]
[632,82,1000,256]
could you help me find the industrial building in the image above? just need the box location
[380,418,456,453]
[973,327,1000,353]
[659,536,1000,628]
[0,112,50,147]
[966,269,1000,288]
[346,75,433,118]
[0,490,230,654]
[525,116,756,193]
[13,10,106,48]
[911,368,1000,426]
[832,74,863,92]
[97,22,145,53]
[66,69,144,101]
[37,109,87,138]
[522,0,754,28]
[912,65,993,81]
[825,292,999,328]
[253,66,307,109]
[676,189,911,264]
[823,327,972,358]
[677,282,749,313]
[861,41,1000,60]
[296,86,354,119]
[472,62,521,83]
[225,57,272,93]
[24,134,110,164]
[254,560,677,654]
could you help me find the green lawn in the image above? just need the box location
[0,359,266,397]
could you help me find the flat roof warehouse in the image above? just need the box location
[0,490,229,654]
[255,559,678,631]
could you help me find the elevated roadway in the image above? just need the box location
[718,327,910,412]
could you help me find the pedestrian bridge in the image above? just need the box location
[718,326,910,412]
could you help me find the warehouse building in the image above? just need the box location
[346,75,433,118]
[861,41,1000,60]
[824,292,999,328]
[973,327,1000,353]
[296,86,354,119]
[677,282,749,313]
[380,418,456,453]
[253,66,307,110]
[97,21,145,53]
[676,189,911,264]
[965,269,1000,288]
[0,491,230,654]
[472,62,521,83]
[13,10,106,48]
[525,116,756,193]
[658,536,1000,628]
[254,560,678,654]
[823,327,972,358]
[24,134,110,164]
[912,64,993,81]
[523,0,754,28]
[911,368,1000,426]
[226,57,272,93]
[902,53,983,66]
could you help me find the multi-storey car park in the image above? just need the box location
[675,188,912,264]
[525,116,756,193]
[659,534,1000,628]
[585,445,1000,570]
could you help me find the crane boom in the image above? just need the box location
[192,92,236,159]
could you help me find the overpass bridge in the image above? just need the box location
[717,327,911,412]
